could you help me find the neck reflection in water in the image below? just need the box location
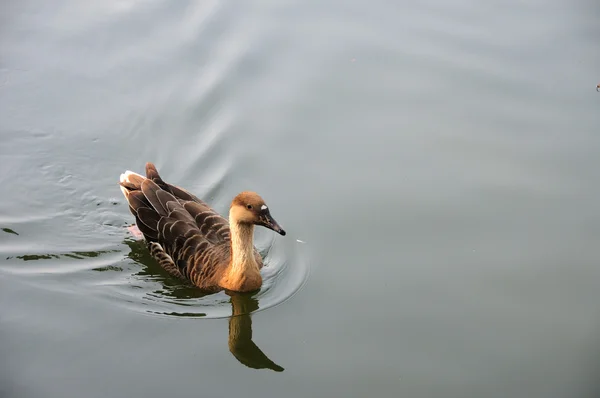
[226,292,284,372]
[124,238,284,372]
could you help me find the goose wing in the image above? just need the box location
[143,162,231,243]
[120,165,232,282]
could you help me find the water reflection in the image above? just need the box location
[125,237,284,371]
[227,292,284,372]
[124,238,216,301]
[9,249,119,263]
[7,235,285,371]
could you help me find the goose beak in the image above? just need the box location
[260,213,286,236]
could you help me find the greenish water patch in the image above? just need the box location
[93,265,123,272]
[16,249,119,262]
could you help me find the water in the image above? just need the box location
[1,1,599,397]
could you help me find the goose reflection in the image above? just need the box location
[123,237,284,372]
[226,292,284,372]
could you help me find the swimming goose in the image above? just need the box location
[119,162,286,292]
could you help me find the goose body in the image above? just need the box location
[119,163,286,292]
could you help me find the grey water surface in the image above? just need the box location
[1,1,600,397]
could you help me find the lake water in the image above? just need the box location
[1,1,600,397]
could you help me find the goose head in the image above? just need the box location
[230,192,286,236]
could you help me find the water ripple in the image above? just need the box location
[109,232,310,319]
[0,221,309,320]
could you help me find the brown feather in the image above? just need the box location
[141,179,167,216]
[168,209,196,225]
[157,217,171,239]
[136,207,160,232]
[167,184,200,202]
[145,162,161,182]
[167,220,190,242]
[127,191,150,214]
[149,242,182,278]
[156,189,178,214]
[134,215,159,240]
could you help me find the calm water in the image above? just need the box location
[1,1,600,397]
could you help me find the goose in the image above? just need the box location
[119,162,286,292]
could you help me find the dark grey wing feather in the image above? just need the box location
[168,184,202,202]
[145,162,171,191]
[166,220,190,242]
[141,179,168,216]
[135,208,160,241]
[136,207,160,230]
[156,189,178,215]
[184,202,230,243]
[134,215,158,240]
[126,190,149,211]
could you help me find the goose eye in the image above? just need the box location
[246,204,253,210]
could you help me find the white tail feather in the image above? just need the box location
[120,170,144,184]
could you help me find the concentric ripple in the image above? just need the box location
[1,220,310,319]
[103,228,310,319]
